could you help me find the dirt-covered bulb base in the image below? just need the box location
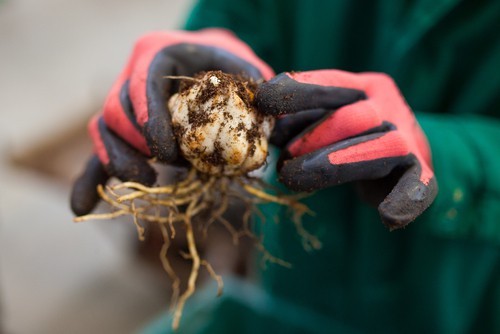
[168,71,274,176]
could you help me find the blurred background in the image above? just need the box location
[0,0,198,332]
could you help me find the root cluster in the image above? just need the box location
[74,169,321,330]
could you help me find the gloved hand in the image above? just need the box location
[71,29,274,216]
[256,70,438,229]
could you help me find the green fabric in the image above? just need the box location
[141,277,365,334]
[143,0,500,333]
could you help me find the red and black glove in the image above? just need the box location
[71,29,274,216]
[256,70,438,229]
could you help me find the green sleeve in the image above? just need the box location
[184,0,263,54]
[417,112,500,242]
[184,0,291,73]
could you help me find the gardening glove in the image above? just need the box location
[71,29,274,216]
[256,70,438,229]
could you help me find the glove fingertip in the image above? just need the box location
[378,171,438,230]
[144,120,178,163]
[70,156,109,216]
[70,183,99,216]
[278,155,325,193]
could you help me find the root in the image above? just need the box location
[159,224,180,310]
[172,213,200,330]
[201,260,224,297]
[239,181,322,252]
[74,168,319,330]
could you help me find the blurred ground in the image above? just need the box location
[0,0,194,333]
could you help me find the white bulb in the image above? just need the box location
[168,71,274,176]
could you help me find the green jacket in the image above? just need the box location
[143,0,500,333]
